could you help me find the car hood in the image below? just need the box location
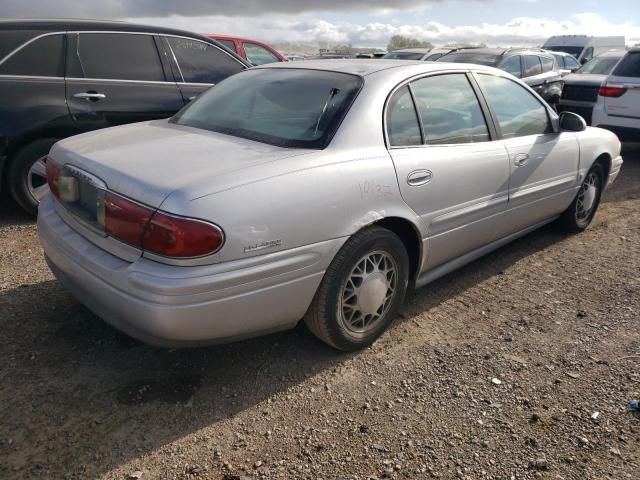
[50,120,312,209]
[562,73,608,86]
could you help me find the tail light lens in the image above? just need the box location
[599,85,627,97]
[103,192,224,257]
[45,159,61,198]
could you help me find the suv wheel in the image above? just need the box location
[7,138,59,216]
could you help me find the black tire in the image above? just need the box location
[304,226,409,351]
[557,162,604,233]
[7,138,59,216]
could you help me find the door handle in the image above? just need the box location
[513,153,530,167]
[73,92,106,101]
[407,169,433,186]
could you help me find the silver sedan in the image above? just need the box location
[38,60,623,351]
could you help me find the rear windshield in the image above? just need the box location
[171,68,362,149]
[577,56,622,75]
[383,51,426,60]
[545,46,583,57]
[438,52,500,66]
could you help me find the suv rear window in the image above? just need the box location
[167,36,245,84]
[74,33,165,81]
[0,34,65,77]
[613,52,640,78]
[172,68,362,149]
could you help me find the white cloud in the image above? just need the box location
[131,12,639,48]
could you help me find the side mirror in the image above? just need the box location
[559,111,587,132]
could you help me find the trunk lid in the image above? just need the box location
[50,119,311,209]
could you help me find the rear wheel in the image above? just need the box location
[304,226,409,351]
[557,162,604,232]
[7,138,59,216]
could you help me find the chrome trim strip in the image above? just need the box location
[0,74,64,81]
[65,77,176,85]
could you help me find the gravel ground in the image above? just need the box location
[1,147,639,480]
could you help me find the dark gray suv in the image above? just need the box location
[0,19,249,215]
[438,48,564,107]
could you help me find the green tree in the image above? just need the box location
[387,35,433,51]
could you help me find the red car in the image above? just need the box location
[206,34,286,65]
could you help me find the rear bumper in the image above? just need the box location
[592,103,640,142]
[38,196,343,347]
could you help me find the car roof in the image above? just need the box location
[254,59,499,76]
[389,48,432,54]
[0,18,215,42]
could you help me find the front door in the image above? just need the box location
[474,73,580,235]
[66,32,184,131]
[386,73,510,271]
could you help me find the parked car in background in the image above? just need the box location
[285,54,306,61]
[39,60,621,351]
[557,50,626,124]
[543,35,626,65]
[0,19,249,215]
[206,34,286,65]
[550,50,582,76]
[382,47,453,61]
[438,48,564,106]
[591,48,640,141]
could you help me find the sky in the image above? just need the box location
[1,0,639,48]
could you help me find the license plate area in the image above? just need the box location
[59,165,107,233]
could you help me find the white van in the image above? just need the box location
[543,35,626,64]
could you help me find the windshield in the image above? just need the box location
[576,56,622,75]
[437,52,500,66]
[383,51,426,60]
[171,68,362,149]
[545,46,583,57]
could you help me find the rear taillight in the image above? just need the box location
[104,192,154,248]
[144,212,224,258]
[103,192,224,257]
[599,85,627,97]
[45,159,61,198]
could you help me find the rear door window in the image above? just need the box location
[523,55,542,77]
[540,56,554,73]
[0,33,65,77]
[612,52,640,77]
[501,56,522,78]
[553,55,565,68]
[74,33,165,81]
[167,36,245,84]
[387,86,422,147]
[410,74,489,145]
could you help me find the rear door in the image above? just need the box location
[66,32,184,131]
[475,73,580,235]
[603,51,640,122]
[162,35,246,103]
[386,73,510,271]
